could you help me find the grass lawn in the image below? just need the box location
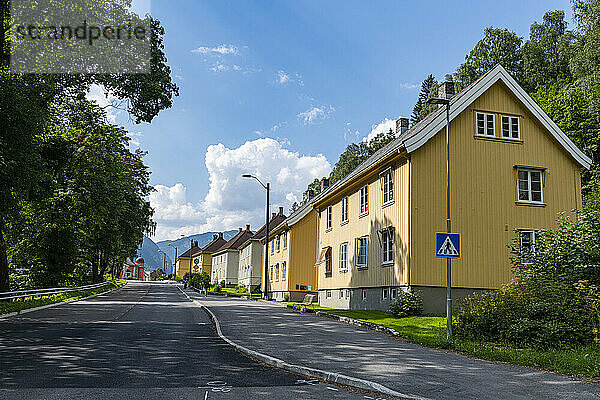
[213,287,261,299]
[286,303,600,378]
[0,277,126,316]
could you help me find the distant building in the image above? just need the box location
[191,233,228,278]
[212,226,254,287]
[123,257,145,280]
[174,241,201,278]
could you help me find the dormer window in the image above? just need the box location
[476,112,495,137]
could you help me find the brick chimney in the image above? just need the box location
[320,178,329,192]
[213,234,218,240]
[438,82,455,100]
[238,227,242,233]
[278,206,284,216]
[246,224,251,231]
[396,117,409,135]
[193,240,198,247]
[272,212,276,219]
[218,232,223,239]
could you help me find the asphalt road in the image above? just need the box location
[0,282,375,400]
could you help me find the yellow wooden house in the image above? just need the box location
[174,241,201,278]
[313,65,591,313]
[261,205,318,301]
[191,233,227,278]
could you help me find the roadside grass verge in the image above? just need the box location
[0,277,126,316]
[211,287,261,299]
[286,304,600,378]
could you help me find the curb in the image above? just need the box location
[285,304,401,337]
[177,287,427,400]
[0,281,127,320]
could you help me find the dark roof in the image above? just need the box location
[252,213,287,240]
[214,228,255,253]
[178,245,202,259]
[198,237,228,253]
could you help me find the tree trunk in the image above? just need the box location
[99,253,108,280]
[91,249,99,283]
[0,219,9,292]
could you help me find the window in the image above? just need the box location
[281,261,286,280]
[362,289,367,300]
[326,206,332,229]
[283,232,287,249]
[501,115,520,139]
[276,235,280,252]
[270,266,273,281]
[341,197,348,223]
[476,112,495,136]
[339,290,344,299]
[355,237,368,268]
[382,287,389,300]
[520,230,538,259]
[275,264,279,280]
[324,247,332,277]
[381,229,393,265]
[517,169,543,203]
[391,288,398,299]
[326,290,332,299]
[339,243,348,272]
[346,289,350,298]
[381,169,394,204]
[271,239,274,254]
[359,185,369,215]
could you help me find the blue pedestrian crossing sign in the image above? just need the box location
[435,233,460,258]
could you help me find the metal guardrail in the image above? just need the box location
[0,282,109,301]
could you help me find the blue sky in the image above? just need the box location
[111,0,574,241]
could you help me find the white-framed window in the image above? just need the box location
[339,290,344,299]
[501,115,520,139]
[283,231,287,249]
[326,290,332,298]
[362,289,367,300]
[281,261,286,280]
[276,235,280,252]
[382,287,389,300]
[270,266,273,281]
[275,263,279,280]
[341,196,348,223]
[355,237,368,268]
[517,168,543,203]
[381,168,394,204]
[519,230,538,259]
[271,239,274,254]
[381,229,393,265]
[391,288,398,299]
[326,206,332,230]
[476,112,495,136]
[324,247,332,277]
[359,185,369,215]
[346,289,350,298]
[339,242,348,272]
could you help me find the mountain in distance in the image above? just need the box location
[137,236,172,273]
[155,230,238,267]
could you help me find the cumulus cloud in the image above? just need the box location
[298,105,335,125]
[191,44,239,55]
[149,138,331,241]
[275,70,303,86]
[363,117,398,143]
[127,131,143,148]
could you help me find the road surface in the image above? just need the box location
[0,281,373,400]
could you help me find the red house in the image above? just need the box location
[123,257,145,280]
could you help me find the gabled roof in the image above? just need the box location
[239,212,287,249]
[178,245,202,259]
[214,228,255,254]
[197,236,227,254]
[314,64,592,205]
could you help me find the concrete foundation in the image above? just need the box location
[269,290,317,303]
[318,286,492,313]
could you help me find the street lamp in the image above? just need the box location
[428,96,452,342]
[242,173,270,300]
[167,243,177,276]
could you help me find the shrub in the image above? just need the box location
[388,290,423,317]
[455,276,600,349]
[214,284,222,292]
[220,280,226,287]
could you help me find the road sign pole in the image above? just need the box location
[445,103,452,342]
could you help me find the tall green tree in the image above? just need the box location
[410,75,438,125]
[454,27,524,91]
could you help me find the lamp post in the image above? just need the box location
[168,244,177,276]
[242,174,270,300]
[428,96,452,341]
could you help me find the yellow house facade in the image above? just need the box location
[191,233,227,277]
[261,204,318,301]
[314,65,591,313]
[174,241,201,278]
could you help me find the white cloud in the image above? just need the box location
[149,138,331,241]
[363,117,398,143]
[191,44,239,55]
[127,131,143,148]
[298,105,335,125]
[86,84,119,123]
[399,82,419,90]
[277,70,290,84]
[275,70,303,86]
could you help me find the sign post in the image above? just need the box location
[436,232,460,341]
